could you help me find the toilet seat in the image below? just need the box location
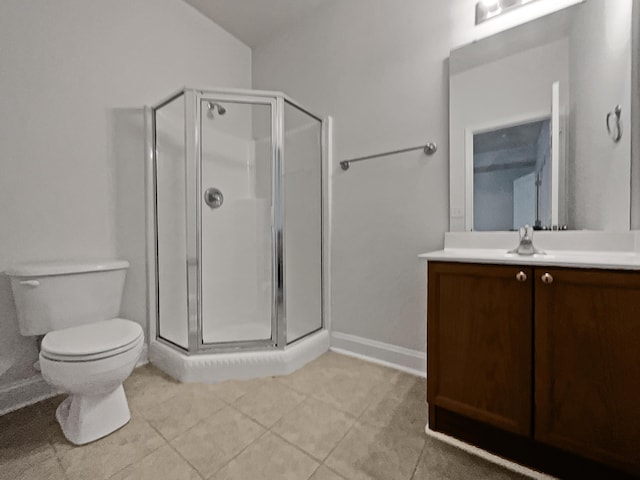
[41,318,143,362]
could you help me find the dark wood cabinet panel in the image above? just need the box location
[534,268,640,475]
[427,262,533,436]
[428,261,640,476]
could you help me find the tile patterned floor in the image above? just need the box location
[0,352,528,480]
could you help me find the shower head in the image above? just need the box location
[206,102,226,117]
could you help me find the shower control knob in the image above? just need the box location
[204,187,224,209]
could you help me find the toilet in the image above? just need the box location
[7,260,143,445]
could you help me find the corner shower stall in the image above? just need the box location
[145,88,330,382]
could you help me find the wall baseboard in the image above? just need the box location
[0,375,58,416]
[330,331,426,377]
[0,344,150,416]
[137,344,149,367]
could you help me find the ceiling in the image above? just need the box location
[184,0,329,48]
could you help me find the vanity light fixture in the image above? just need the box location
[476,0,542,25]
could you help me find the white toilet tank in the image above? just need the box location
[6,260,129,336]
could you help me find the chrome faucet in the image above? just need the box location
[508,224,544,256]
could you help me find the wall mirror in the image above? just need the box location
[449,0,637,232]
[473,116,553,231]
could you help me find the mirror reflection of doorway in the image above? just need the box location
[473,119,551,231]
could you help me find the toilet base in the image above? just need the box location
[56,385,131,445]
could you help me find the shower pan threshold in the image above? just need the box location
[148,330,330,383]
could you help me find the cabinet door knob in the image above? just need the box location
[541,273,554,284]
[516,271,527,282]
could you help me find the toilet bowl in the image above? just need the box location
[7,260,143,445]
[40,318,144,445]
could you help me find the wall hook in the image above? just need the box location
[606,105,622,143]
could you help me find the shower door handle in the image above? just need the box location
[204,187,224,209]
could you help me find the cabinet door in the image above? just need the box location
[534,268,640,475]
[427,262,533,436]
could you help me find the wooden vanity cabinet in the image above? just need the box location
[426,262,533,436]
[534,268,640,475]
[427,262,640,477]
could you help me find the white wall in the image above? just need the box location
[0,0,251,404]
[253,0,450,370]
[450,0,584,49]
[632,0,640,229]
[569,0,633,231]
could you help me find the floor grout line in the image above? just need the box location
[151,399,271,480]
[230,385,309,430]
[408,441,427,480]
[145,398,228,444]
[163,437,206,480]
[51,444,71,480]
[250,385,360,466]
[306,463,323,480]
[321,464,348,480]
[216,380,267,406]
[316,411,360,469]
[226,403,278,431]
[296,392,358,419]
[6,355,511,480]
[269,428,323,464]
[204,428,272,480]
[100,419,171,480]
[48,414,167,480]
[217,390,326,473]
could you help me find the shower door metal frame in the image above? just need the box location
[152,89,192,351]
[150,87,327,355]
[192,90,283,353]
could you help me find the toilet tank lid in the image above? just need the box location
[6,260,129,277]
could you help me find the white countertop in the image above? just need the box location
[419,231,640,270]
[419,249,640,270]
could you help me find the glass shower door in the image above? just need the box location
[199,96,276,347]
[283,101,323,343]
[155,93,189,349]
